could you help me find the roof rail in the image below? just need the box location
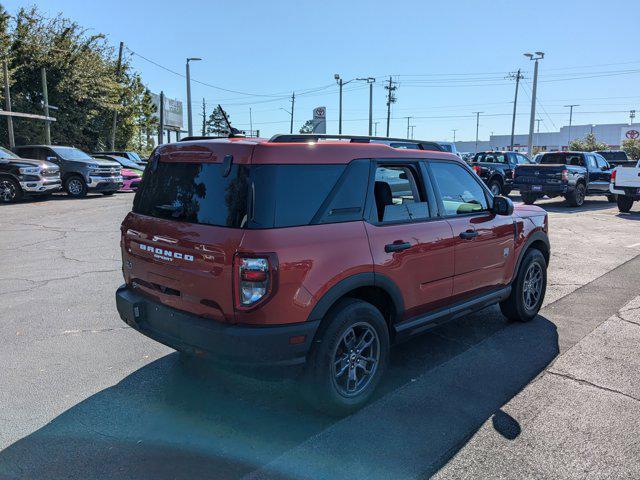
[178,135,229,142]
[268,134,444,151]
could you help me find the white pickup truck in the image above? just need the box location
[610,160,640,212]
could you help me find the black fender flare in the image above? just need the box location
[514,230,550,277]
[306,272,404,324]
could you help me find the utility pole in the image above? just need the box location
[410,125,416,139]
[336,75,343,134]
[186,57,202,137]
[3,60,14,149]
[385,76,397,137]
[157,91,165,145]
[564,104,578,145]
[452,129,457,143]
[536,118,542,149]
[630,109,636,125]
[524,52,544,155]
[41,68,51,145]
[201,98,207,136]
[506,69,523,150]
[249,107,253,136]
[356,77,375,135]
[110,41,124,150]
[374,121,379,136]
[405,116,411,138]
[289,91,295,134]
[473,111,483,152]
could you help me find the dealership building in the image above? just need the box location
[455,122,640,154]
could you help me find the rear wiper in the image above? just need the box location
[154,204,185,218]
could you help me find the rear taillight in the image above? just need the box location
[611,169,617,184]
[234,254,277,310]
[561,169,569,182]
[472,165,482,175]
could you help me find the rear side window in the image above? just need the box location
[474,152,507,164]
[540,153,584,166]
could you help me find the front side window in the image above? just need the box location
[594,154,608,169]
[430,162,488,216]
[0,146,19,159]
[373,164,429,223]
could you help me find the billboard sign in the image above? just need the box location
[151,93,183,130]
[620,125,640,143]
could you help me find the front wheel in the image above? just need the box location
[0,177,22,203]
[64,176,88,198]
[500,248,547,322]
[488,179,503,197]
[521,192,538,205]
[617,195,634,213]
[302,298,389,415]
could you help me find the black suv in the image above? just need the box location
[0,146,61,203]
[470,151,532,196]
[13,145,123,197]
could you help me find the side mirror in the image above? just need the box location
[492,195,514,216]
[46,156,57,162]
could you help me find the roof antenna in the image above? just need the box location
[218,104,244,138]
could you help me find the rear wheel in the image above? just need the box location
[0,177,22,203]
[500,248,547,322]
[64,175,87,198]
[617,195,634,213]
[302,298,389,415]
[488,179,502,196]
[565,183,585,207]
[521,192,537,205]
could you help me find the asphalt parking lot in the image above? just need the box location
[1,192,639,479]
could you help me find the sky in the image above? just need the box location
[6,0,640,141]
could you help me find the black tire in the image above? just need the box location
[565,183,585,207]
[0,176,22,203]
[521,192,538,205]
[102,191,115,196]
[617,195,634,213]
[500,249,547,322]
[488,179,503,197]
[502,188,513,197]
[64,175,88,198]
[302,298,389,415]
[606,195,616,203]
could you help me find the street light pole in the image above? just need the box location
[186,57,202,137]
[406,116,412,138]
[524,52,544,155]
[452,129,457,143]
[473,111,483,152]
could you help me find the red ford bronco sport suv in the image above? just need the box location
[116,134,550,414]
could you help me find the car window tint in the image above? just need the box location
[430,162,488,215]
[516,154,531,165]
[373,165,429,222]
[314,160,369,224]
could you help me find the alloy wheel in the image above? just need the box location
[67,178,83,196]
[331,322,380,398]
[0,179,16,202]
[490,182,501,196]
[522,262,543,311]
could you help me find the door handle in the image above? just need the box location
[459,230,478,240]
[385,241,412,253]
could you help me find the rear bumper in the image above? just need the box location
[515,183,570,195]
[116,285,319,374]
[610,184,640,198]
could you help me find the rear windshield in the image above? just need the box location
[597,151,627,161]
[132,160,369,229]
[473,152,507,164]
[540,153,583,166]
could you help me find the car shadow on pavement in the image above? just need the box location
[526,199,615,213]
[0,307,558,480]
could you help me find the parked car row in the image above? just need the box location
[0,145,145,203]
[467,149,639,211]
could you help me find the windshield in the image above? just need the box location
[127,151,142,162]
[51,146,93,161]
[0,146,19,159]
[108,156,141,169]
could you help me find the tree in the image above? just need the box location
[0,6,155,154]
[569,133,608,152]
[201,98,206,136]
[206,105,231,136]
[299,119,314,134]
[622,138,640,160]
